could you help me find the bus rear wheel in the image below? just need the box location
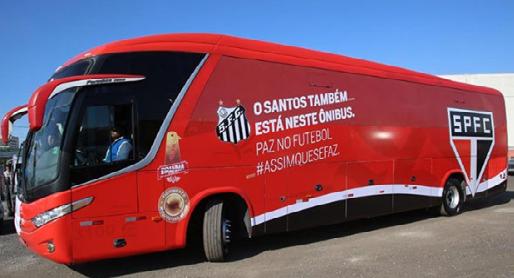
[202,199,232,262]
[440,178,465,216]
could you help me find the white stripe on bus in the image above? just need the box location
[234,118,241,141]
[250,169,507,226]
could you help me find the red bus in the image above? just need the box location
[6,34,508,264]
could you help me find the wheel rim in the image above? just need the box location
[446,186,460,209]
[222,218,232,246]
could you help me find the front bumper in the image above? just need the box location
[19,215,73,264]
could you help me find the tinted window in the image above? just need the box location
[55,52,204,159]
[65,52,204,185]
[74,103,134,168]
[50,59,92,80]
[92,52,204,157]
[24,52,204,200]
[24,91,75,189]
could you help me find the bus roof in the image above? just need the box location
[62,33,500,96]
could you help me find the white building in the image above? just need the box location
[439,73,514,156]
[8,136,19,149]
[0,135,19,159]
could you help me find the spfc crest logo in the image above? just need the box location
[448,108,495,196]
[216,100,251,144]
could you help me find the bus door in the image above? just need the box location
[66,76,165,260]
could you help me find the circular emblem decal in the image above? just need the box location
[158,187,190,223]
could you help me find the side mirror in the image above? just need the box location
[1,105,28,145]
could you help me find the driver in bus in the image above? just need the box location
[103,126,132,163]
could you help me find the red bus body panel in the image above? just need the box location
[18,34,508,264]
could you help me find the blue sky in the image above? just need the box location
[1,0,513,140]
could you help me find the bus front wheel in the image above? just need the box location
[202,199,232,262]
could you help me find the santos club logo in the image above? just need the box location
[216,100,251,144]
[448,108,495,197]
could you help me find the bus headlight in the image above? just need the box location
[32,197,93,228]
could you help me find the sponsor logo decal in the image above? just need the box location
[158,187,190,223]
[216,100,251,144]
[448,108,495,196]
[158,131,188,183]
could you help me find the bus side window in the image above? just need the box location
[71,102,134,185]
[75,104,134,166]
[74,105,111,166]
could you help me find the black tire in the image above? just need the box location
[202,199,232,262]
[440,178,465,216]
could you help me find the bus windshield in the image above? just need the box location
[24,90,75,190]
[21,51,205,202]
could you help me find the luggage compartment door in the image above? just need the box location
[346,161,394,220]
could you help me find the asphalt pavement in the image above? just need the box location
[1,178,513,278]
